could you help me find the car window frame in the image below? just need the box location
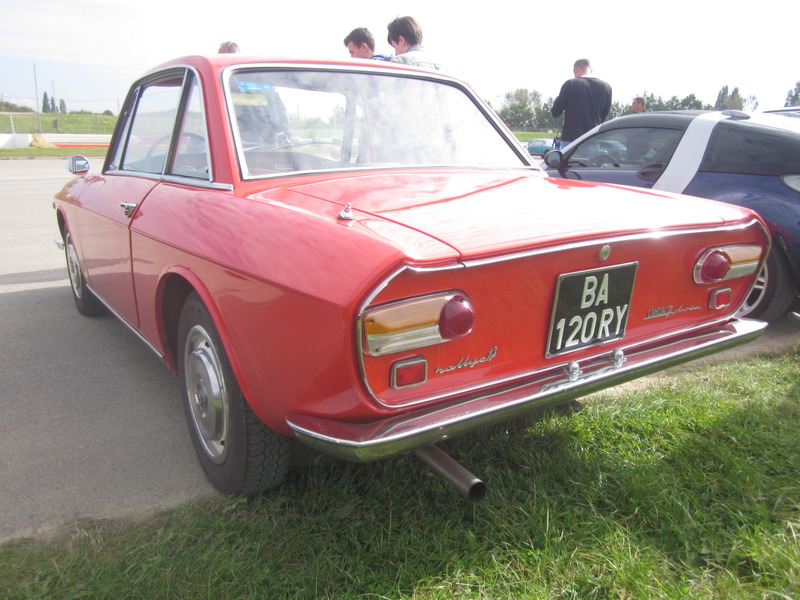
[563,125,685,172]
[105,66,226,190]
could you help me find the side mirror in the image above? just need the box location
[543,150,564,169]
[67,155,90,176]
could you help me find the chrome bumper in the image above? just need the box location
[287,318,766,462]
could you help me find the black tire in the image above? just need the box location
[738,248,797,321]
[177,293,292,494]
[64,231,106,316]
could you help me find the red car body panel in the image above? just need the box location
[54,55,770,477]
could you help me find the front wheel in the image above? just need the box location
[738,248,796,321]
[177,293,292,494]
[64,231,105,316]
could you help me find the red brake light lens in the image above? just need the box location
[439,295,475,339]
[698,250,731,283]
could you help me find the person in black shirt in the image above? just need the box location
[551,59,612,147]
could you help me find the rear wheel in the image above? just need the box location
[738,248,796,321]
[177,293,292,494]
[64,231,105,316]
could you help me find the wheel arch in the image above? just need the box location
[55,209,66,240]
[770,227,800,286]
[156,269,255,406]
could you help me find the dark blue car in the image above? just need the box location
[544,110,800,321]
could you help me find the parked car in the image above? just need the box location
[544,110,800,321]
[527,138,554,156]
[54,57,770,499]
[763,107,800,118]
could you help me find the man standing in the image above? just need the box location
[344,28,390,60]
[386,16,446,71]
[631,97,646,113]
[551,59,612,146]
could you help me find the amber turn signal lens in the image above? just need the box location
[363,292,475,356]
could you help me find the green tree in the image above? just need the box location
[786,81,800,106]
[59,99,67,114]
[50,97,56,113]
[497,89,539,131]
[714,85,744,110]
[534,97,561,132]
[0,100,33,112]
[607,100,626,119]
[41,91,50,113]
[677,94,708,110]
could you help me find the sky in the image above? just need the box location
[1,0,798,115]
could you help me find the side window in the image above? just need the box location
[702,121,800,176]
[120,74,184,174]
[567,127,683,169]
[169,76,210,180]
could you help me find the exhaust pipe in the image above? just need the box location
[414,445,486,501]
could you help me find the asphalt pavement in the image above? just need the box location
[0,158,798,544]
[0,159,215,544]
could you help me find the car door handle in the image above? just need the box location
[637,163,666,183]
[118,202,138,217]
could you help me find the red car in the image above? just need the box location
[55,55,769,500]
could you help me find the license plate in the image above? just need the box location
[546,263,638,358]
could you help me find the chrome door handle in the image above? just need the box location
[118,202,138,217]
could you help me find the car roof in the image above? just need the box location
[144,54,451,80]
[598,109,800,135]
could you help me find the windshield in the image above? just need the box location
[225,68,529,179]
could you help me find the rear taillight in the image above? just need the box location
[363,292,475,356]
[693,244,762,284]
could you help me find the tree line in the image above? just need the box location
[41,91,67,115]
[497,80,800,132]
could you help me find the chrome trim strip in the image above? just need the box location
[101,170,234,191]
[291,318,766,462]
[85,283,165,362]
[459,218,762,269]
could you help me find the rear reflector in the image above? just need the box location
[709,287,733,310]
[391,357,428,389]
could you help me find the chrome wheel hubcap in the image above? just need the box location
[739,264,768,316]
[184,325,229,464]
[65,235,83,300]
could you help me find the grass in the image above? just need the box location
[2,348,798,599]
[0,113,784,594]
[0,147,108,159]
[514,131,555,143]
[0,112,117,135]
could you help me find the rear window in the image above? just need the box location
[225,68,528,179]
[701,121,800,176]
